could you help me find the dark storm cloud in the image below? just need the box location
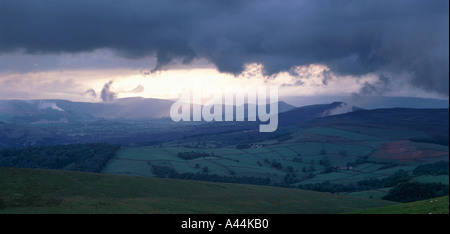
[321,70,333,86]
[0,0,448,95]
[351,74,392,101]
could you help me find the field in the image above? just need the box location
[103,141,380,184]
[0,167,396,214]
[1,106,448,214]
[102,125,449,199]
[352,196,449,214]
[372,141,449,163]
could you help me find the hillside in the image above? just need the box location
[352,196,449,214]
[304,108,449,138]
[278,102,362,127]
[281,96,449,110]
[0,167,395,214]
[96,106,449,207]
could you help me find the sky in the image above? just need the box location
[0,0,448,103]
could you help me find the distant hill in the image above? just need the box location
[0,98,447,149]
[281,96,449,109]
[278,102,362,126]
[0,98,296,124]
[304,108,449,138]
[0,98,297,148]
[58,97,175,120]
[346,96,449,110]
[0,98,174,123]
[218,101,296,121]
[0,167,396,214]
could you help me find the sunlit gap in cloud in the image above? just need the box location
[105,63,354,103]
[0,58,447,104]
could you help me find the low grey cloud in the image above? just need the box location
[85,83,143,102]
[131,85,144,94]
[37,100,64,112]
[321,70,333,86]
[0,0,448,96]
[348,73,393,107]
[100,81,117,103]
[85,89,97,98]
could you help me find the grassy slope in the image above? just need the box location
[0,167,395,214]
[101,108,449,189]
[352,196,449,214]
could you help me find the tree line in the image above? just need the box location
[177,151,212,160]
[0,143,120,173]
[297,166,449,203]
[413,161,449,176]
[151,165,271,186]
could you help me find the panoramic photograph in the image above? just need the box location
[0,0,448,228]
